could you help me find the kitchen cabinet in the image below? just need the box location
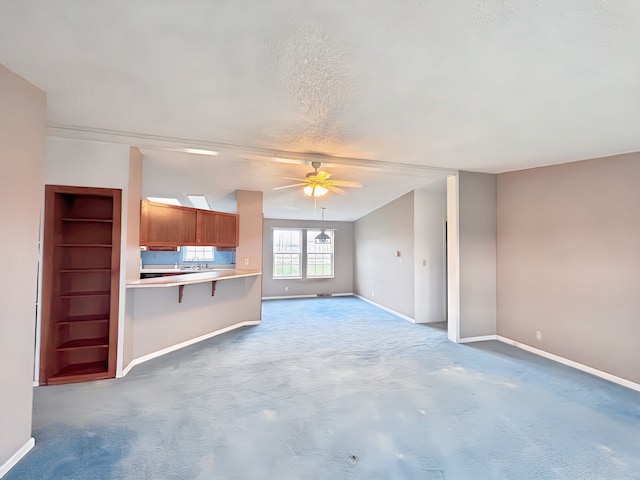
[140,201,197,246]
[196,209,239,247]
[40,185,122,385]
[140,200,238,247]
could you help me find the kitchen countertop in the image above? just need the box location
[127,269,261,288]
[140,268,233,274]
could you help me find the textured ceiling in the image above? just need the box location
[1,1,639,217]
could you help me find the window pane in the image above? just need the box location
[182,246,214,261]
[274,229,301,253]
[274,253,301,277]
[307,230,333,253]
[306,230,334,278]
[273,229,302,278]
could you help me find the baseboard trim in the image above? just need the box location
[497,335,640,393]
[458,334,498,344]
[262,293,353,300]
[0,438,34,478]
[121,320,261,377]
[354,295,415,324]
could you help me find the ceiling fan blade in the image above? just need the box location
[327,185,347,195]
[278,176,308,182]
[273,183,307,190]
[330,180,362,188]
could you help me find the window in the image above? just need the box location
[273,229,302,278]
[306,229,334,277]
[182,246,215,262]
[273,228,334,279]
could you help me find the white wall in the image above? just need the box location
[354,193,415,319]
[446,175,460,340]
[262,218,354,297]
[414,187,447,323]
[0,64,45,475]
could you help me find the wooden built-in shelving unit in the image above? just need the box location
[40,185,121,385]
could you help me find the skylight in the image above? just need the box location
[147,197,181,206]
[187,195,210,210]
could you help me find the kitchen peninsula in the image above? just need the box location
[127,269,262,302]
[121,190,264,377]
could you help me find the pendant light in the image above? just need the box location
[315,208,331,244]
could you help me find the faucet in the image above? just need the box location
[192,256,200,269]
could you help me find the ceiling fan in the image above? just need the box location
[274,161,362,197]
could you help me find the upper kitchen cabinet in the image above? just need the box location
[140,200,239,247]
[196,209,238,247]
[140,201,197,246]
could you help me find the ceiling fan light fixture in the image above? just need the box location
[304,185,328,197]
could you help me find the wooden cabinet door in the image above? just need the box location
[215,213,238,247]
[195,210,218,245]
[140,201,197,246]
[196,211,239,246]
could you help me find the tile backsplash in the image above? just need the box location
[141,248,235,266]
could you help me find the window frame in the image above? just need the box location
[181,246,215,264]
[305,229,334,279]
[272,228,303,279]
[272,228,335,280]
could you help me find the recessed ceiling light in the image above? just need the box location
[181,148,218,156]
[187,195,210,210]
[147,197,182,206]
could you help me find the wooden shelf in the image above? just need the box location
[61,218,113,223]
[56,317,110,326]
[56,337,109,351]
[57,244,112,248]
[59,291,110,298]
[41,185,122,385]
[59,268,111,273]
[50,361,109,379]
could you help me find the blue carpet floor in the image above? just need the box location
[7,296,640,479]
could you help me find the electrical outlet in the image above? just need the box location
[371,291,375,297]
[536,330,542,341]
[285,286,289,292]
[243,258,249,266]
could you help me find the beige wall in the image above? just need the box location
[262,218,354,297]
[458,171,497,338]
[130,276,262,359]
[497,153,640,384]
[0,64,45,471]
[122,148,143,369]
[354,192,415,318]
[236,190,264,272]
[414,186,447,323]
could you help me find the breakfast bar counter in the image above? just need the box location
[122,269,263,372]
[127,269,261,288]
